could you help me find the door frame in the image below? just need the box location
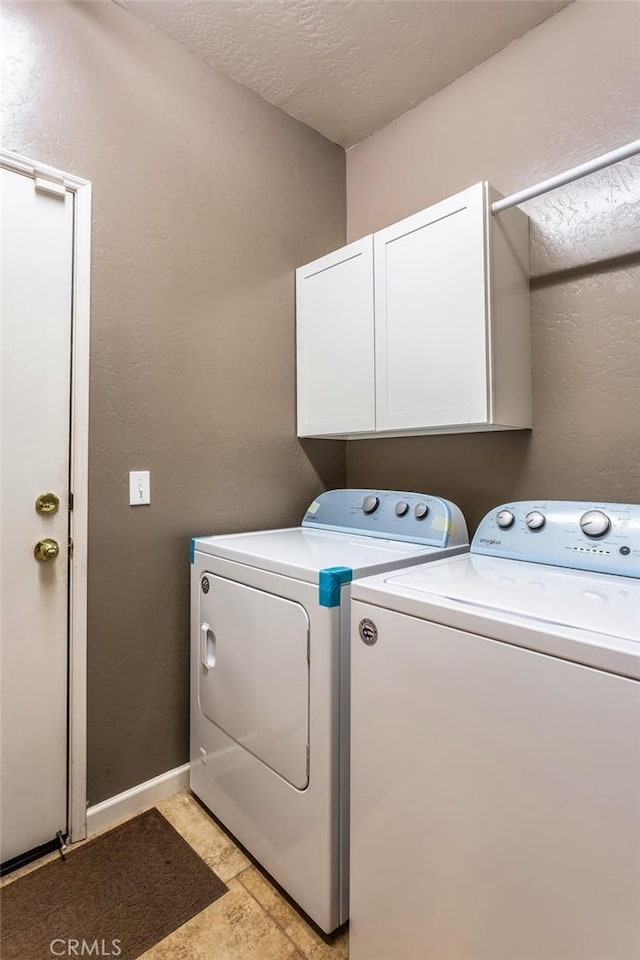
[1,149,91,843]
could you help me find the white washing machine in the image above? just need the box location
[350,500,640,960]
[190,489,468,933]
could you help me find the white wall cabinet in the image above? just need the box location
[296,236,375,437]
[296,182,530,439]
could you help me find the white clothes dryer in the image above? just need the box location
[190,489,468,933]
[350,500,640,960]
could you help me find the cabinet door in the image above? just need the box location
[374,183,489,432]
[296,236,374,436]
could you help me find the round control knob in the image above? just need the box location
[580,509,611,539]
[362,495,380,515]
[496,509,515,529]
[525,510,546,531]
[395,501,409,517]
[414,503,429,520]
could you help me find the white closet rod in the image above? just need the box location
[492,139,640,214]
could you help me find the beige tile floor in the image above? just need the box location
[1,790,349,960]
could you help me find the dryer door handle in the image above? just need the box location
[200,622,216,670]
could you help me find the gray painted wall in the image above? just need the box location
[1,1,346,804]
[346,1,640,532]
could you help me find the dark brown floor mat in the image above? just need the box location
[0,807,227,960]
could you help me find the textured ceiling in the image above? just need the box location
[120,0,570,147]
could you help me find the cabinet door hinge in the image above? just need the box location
[68,492,74,511]
[68,538,74,558]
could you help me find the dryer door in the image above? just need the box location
[198,573,310,789]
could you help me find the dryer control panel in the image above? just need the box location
[302,489,468,548]
[473,500,640,578]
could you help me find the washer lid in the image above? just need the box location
[194,527,449,582]
[360,554,640,644]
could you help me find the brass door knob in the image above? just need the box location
[34,538,60,562]
[35,492,60,516]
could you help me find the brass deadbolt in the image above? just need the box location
[34,539,60,562]
[35,493,60,516]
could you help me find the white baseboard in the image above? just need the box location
[86,762,191,836]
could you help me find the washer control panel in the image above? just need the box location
[473,501,640,578]
[302,489,468,547]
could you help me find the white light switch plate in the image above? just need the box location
[129,470,151,505]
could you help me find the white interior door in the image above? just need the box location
[1,167,73,863]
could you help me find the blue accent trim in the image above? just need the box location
[471,500,640,579]
[191,534,213,563]
[301,490,454,547]
[318,566,353,607]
